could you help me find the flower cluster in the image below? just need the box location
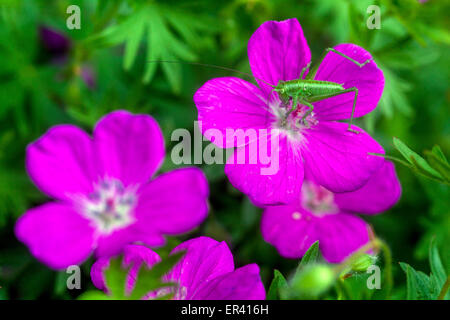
[194,18,400,263]
[15,18,401,300]
[91,237,266,300]
[194,18,385,206]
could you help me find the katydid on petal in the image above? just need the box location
[149,48,372,133]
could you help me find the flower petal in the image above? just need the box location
[95,225,165,258]
[135,168,209,235]
[15,203,95,269]
[167,237,234,300]
[90,257,110,291]
[26,125,96,201]
[317,213,370,263]
[335,161,402,214]
[94,110,165,187]
[312,43,384,121]
[302,122,384,193]
[194,77,273,148]
[261,205,319,258]
[261,204,370,263]
[225,133,304,206]
[193,264,266,300]
[248,18,311,96]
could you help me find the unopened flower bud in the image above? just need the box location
[351,254,377,273]
[291,264,335,297]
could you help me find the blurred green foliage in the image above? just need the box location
[0,0,448,300]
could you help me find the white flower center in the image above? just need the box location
[82,179,137,233]
[301,181,338,216]
[269,98,318,142]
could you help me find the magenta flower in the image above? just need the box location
[15,111,209,269]
[194,18,385,205]
[91,237,266,300]
[261,161,401,263]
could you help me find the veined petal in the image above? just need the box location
[261,205,319,258]
[95,225,165,258]
[261,204,370,263]
[312,44,384,121]
[135,167,209,235]
[335,161,402,214]
[317,213,371,263]
[15,203,95,269]
[248,18,311,96]
[193,264,266,300]
[167,237,234,300]
[225,133,304,206]
[302,122,384,193]
[26,125,97,201]
[94,110,165,187]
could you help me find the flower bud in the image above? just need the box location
[351,254,377,273]
[291,264,335,297]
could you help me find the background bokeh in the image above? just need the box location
[0,0,448,299]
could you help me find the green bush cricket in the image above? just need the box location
[150,48,371,133]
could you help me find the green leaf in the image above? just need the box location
[123,12,146,71]
[431,145,448,163]
[400,262,433,300]
[400,262,418,300]
[95,3,213,93]
[77,291,111,300]
[267,270,288,300]
[297,241,320,272]
[129,250,185,300]
[425,151,450,182]
[429,239,447,289]
[104,257,128,299]
[393,137,443,180]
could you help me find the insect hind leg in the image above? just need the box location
[341,87,359,134]
[325,48,371,68]
[299,100,314,127]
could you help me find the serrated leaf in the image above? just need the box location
[400,262,433,300]
[297,241,320,272]
[267,270,288,300]
[400,262,418,300]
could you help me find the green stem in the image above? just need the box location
[437,276,450,300]
[378,239,393,299]
[335,279,351,300]
[368,152,412,168]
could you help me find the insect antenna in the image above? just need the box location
[146,60,275,87]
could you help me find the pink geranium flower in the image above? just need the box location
[15,111,209,269]
[91,237,266,300]
[194,18,385,205]
[261,161,401,263]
